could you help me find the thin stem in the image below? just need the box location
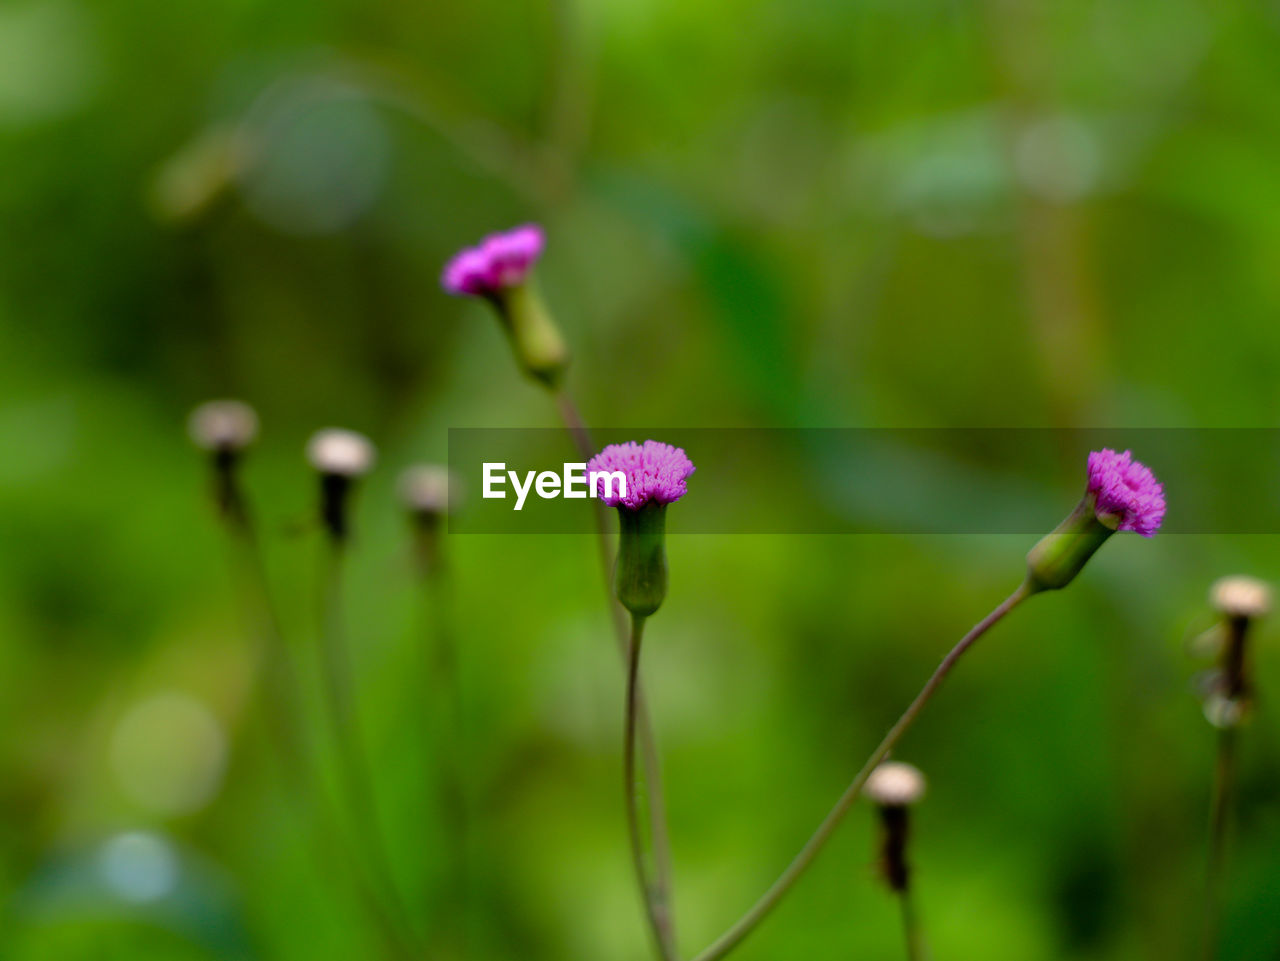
[416,539,469,959]
[691,582,1032,961]
[318,541,423,954]
[1201,724,1237,961]
[217,471,309,793]
[625,616,677,960]
[212,464,418,960]
[899,885,926,961]
[556,388,678,951]
[554,388,595,462]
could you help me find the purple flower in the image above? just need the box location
[441,224,545,297]
[588,441,696,511]
[1086,448,1165,537]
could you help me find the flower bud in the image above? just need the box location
[615,502,669,619]
[1025,495,1114,593]
[1026,449,1165,594]
[151,125,250,224]
[587,440,696,620]
[441,224,569,387]
[492,282,569,388]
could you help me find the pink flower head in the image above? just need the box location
[588,440,696,511]
[441,224,545,297]
[1086,448,1165,537]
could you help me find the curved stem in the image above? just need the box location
[1201,725,1237,961]
[625,616,677,960]
[691,582,1032,961]
[556,389,678,951]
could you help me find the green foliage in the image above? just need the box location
[2,0,1280,959]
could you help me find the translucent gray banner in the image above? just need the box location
[445,428,1274,534]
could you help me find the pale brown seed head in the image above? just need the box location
[864,761,926,807]
[306,428,376,477]
[397,465,455,515]
[188,400,258,452]
[1210,576,1271,620]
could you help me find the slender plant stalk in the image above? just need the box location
[624,616,678,961]
[318,541,424,954]
[1201,724,1237,961]
[415,541,469,959]
[690,582,1032,961]
[899,885,926,961]
[217,476,310,792]
[555,388,678,953]
[212,469,419,960]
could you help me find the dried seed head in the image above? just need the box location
[188,400,258,453]
[1210,576,1271,620]
[398,465,455,516]
[864,762,926,807]
[306,428,375,478]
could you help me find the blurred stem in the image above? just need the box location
[414,530,469,959]
[240,56,546,207]
[318,540,423,956]
[625,615,678,961]
[1201,724,1237,961]
[983,0,1108,430]
[213,454,309,792]
[899,885,926,961]
[555,388,678,950]
[691,582,1032,961]
[210,457,418,960]
[539,0,594,199]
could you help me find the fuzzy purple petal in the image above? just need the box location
[441,224,545,297]
[1086,448,1166,537]
[587,440,696,510]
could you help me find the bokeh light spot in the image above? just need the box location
[98,831,178,904]
[109,691,228,815]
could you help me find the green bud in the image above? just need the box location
[615,502,669,619]
[493,283,569,388]
[1025,493,1115,593]
[150,124,250,224]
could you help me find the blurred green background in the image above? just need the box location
[3,0,1280,958]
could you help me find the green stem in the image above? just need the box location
[214,466,417,960]
[691,582,1032,961]
[556,389,678,952]
[318,542,423,955]
[899,885,926,961]
[418,545,469,959]
[219,474,309,794]
[625,616,677,961]
[1201,724,1237,961]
